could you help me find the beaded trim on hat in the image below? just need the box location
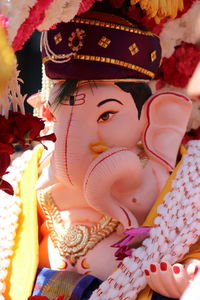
[42,53,155,79]
[71,16,154,36]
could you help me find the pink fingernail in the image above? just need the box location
[160,262,167,271]
[173,266,180,274]
[144,269,150,276]
[150,264,156,272]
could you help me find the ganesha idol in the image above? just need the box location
[5,10,200,300]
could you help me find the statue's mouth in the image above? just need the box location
[89,140,149,167]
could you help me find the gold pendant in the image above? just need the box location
[38,189,119,265]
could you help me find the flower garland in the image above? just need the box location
[0,0,37,44]
[158,1,200,58]
[131,0,184,24]
[156,42,200,89]
[12,0,54,51]
[89,140,200,300]
[37,0,82,32]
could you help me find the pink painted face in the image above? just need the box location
[51,81,144,148]
[43,81,192,228]
[49,81,145,190]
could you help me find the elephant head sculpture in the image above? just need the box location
[37,80,192,229]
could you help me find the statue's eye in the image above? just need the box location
[97,111,117,123]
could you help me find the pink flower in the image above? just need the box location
[112,227,151,260]
[0,15,8,28]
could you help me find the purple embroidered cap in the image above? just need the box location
[41,11,162,81]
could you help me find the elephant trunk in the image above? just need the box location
[84,147,142,229]
[49,105,95,190]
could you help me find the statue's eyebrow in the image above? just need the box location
[97,98,123,107]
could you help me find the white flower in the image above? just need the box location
[38,0,82,31]
[0,0,37,43]
[160,2,200,58]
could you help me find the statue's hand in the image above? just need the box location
[144,260,200,298]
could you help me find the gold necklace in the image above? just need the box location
[38,189,119,265]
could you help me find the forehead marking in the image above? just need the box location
[60,93,86,106]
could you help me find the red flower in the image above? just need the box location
[140,15,167,35]
[176,0,196,19]
[109,0,125,8]
[0,115,15,154]
[8,111,56,149]
[0,111,56,195]
[0,152,14,195]
[78,0,104,15]
[157,42,200,88]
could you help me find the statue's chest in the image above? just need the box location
[38,189,121,280]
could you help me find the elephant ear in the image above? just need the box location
[143,92,192,171]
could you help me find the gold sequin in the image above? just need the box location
[42,54,155,78]
[151,50,157,62]
[71,17,154,36]
[129,43,139,56]
[54,32,62,45]
[98,36,111,48]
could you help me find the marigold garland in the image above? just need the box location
[130,0,184,23]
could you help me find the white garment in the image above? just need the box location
[181,272,200,300]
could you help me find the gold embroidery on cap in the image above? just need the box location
[54,32,62,45]
[71,17,154,36]
[98,36,111,48]
[129,43,139,56]
[151,50,157,62]
[42,54,155,78]
[68,28,86,53]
